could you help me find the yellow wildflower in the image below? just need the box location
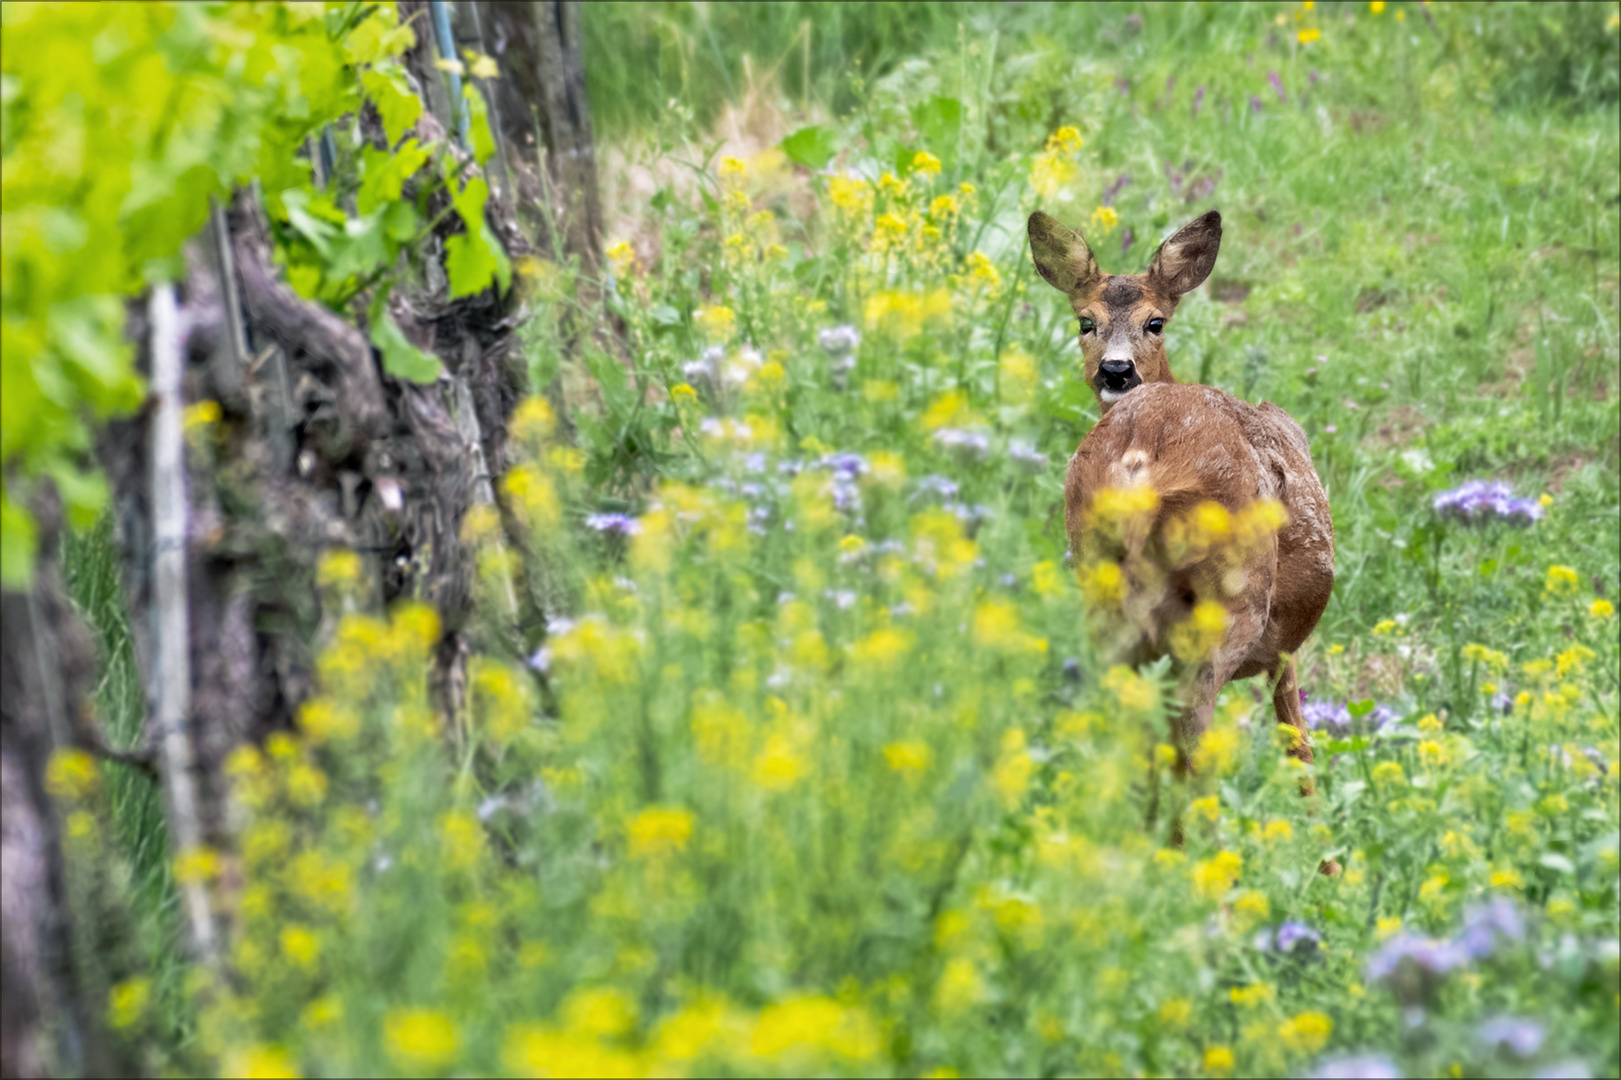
[1046,125,1083,153]
[883,740,932,775]
[1103,665,1159,715]
[753,733,806,791]
[1194,850,1243,899]
[1191,795,1221,822]
[384,1008,458,1070]
[226,1046,302,1079]
[183,399,222,431]
[693,305,737,343]
[1205,1045,1236,1074]
[280,925,321,970]
[828,175,872,213]
[563,986,637,1038]
[1298,27,1321,43]
[1370,1,1386,11]
[173,846,221,884]
[1089,205,1120,235]
[992,728,1036,808]
[912,150,943,177]
[1545,564,1579,595]
[1159,998,1193,1027]
[1233,890,1270,924]
[1279,1012,1333,1054]
[1371,761,1406,786]
[45,748,99,801]
[1376,916,1403,940]
[108,977,150,1030]
[1262,819,1294,843]
[1228,982,1275,1008]
[1489,868,1524,890]
[1591,598,1615,618]
[935,957,988,1015]
[628,806,695,857]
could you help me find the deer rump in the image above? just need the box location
[1066,383,1335,700]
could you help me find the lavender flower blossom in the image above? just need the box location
[1478,1016,1544,1058]
[932,428,991,462]
[1302,696,1396,735]
[1433,480,1544,524]
[1311,1057,1403,1079]
[1276,921,1323,954]
[1456,898,1525,959]
[1269,70,1286,102]
[584,513,643,538]
[817,325,861,354]
[1366,933,1466,1004]
[913,475,960,502]
[1008,439,1049,473]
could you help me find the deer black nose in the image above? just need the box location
[1099,360,1136,390]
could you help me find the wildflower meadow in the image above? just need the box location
[7,3,1619,1078]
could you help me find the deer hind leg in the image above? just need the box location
[1271,655,1314,770]
[1272,655,1342,876]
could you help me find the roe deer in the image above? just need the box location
[1029,209,1335,791]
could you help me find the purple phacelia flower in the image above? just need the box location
[1269,70,1286,102]
[1367,934,1466,1003]
[1433,480,1543,524]
[1276,921,1322,954]
[1311,1057,1403,1079]
[932,428,991,462]
[817,325,861,355]
[584,513,642,538]
[1249,94,1264,112]
[1008,439,1049,474]
[913,475,960,502]
[1456,898,1525,959]
[1478,1016,1544,1058]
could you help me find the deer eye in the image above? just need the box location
[1145,318,1165,335]
[1079,317,1096,334]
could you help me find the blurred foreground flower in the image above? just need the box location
[1311,1055,1402,1079]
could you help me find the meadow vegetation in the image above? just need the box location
[35,2,1621,1077]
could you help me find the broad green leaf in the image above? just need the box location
[344,7,416,66]
[464,84,496,167]
[279,187,342,258]
[0,488,38,588]
[781,125,836,170]
[451,176,489,232]
[369,293,442,384]
[362,67,423,146]
[357,139,430,215]
[445,231,498,298]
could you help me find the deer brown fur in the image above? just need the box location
[1030,209,1335,781]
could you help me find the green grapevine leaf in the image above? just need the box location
[358,140,430,215]
[344,7,417,67]
[464,84,496,167]
[362,67,423,146]
[445,231,499,298]
[369,292,442,384]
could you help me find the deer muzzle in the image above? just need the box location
[1098,359,1141,396]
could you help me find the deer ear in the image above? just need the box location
[1148,210,1222,297]
[1028,212,1100,295]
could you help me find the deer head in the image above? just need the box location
[1029,210,1222,411]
